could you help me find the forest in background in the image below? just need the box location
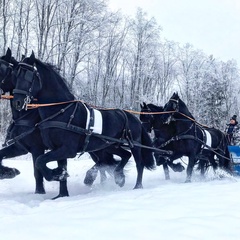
[0,0,239,138]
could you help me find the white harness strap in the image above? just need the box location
[202,129,212,149]
[83,104,90,130]
[83,103,103,134]
[90,109,103,134]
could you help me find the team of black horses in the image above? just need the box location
[0,48,233,199]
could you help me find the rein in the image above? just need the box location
[0,94,210,128]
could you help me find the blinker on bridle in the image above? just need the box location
[13,62,42,110]
[0,59,13,84]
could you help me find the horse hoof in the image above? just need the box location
[52,193,69,200]
[133,184,143,189]
[84,175,95,186]
[35,189,46,194]
[185,179,191,183]
[173,163,185,172]
[52,168,69,181]
[115,176,125,187]
[114,170,125,187]
[83,168,98,186]
[0,166,20,179]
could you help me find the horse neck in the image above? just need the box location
[38,72,74,103]
[153,120,175,139]
[178,99,194,119]
[173,115,195,136]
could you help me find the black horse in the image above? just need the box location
[140,102,219,179]
[140,102,185,180]
[12,52,155,191]
[0,49,131,192]
[0,48,70,199]
[0,49,21,179]
[161,92,232,182]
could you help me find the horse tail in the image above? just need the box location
[141,126,155,170]
[224,144,233,172]
[219,135,233,174]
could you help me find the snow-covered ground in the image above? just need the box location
[1,153,240,240]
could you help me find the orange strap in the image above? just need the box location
[1,95,13,99]
[0,94,208,128]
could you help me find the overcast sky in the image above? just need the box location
[108,0,240,65]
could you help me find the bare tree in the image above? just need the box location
[127,8,161,109]
[34,0,59,59]
[0,0,12,53]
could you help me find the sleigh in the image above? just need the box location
[228,145,240,175]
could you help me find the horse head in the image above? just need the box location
[163,92,195,124]
[161,92,179,123]
[140,102,178,167]
[13,51,42,111]
[140,102,154,133]
[13,51,74,111]
[0,48,18,94]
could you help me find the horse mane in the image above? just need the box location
[34,58,74,98]
[147,103,164,122]
[177,98,195,120]
[147,103,163,112]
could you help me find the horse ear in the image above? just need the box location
[143,102,147,108]
[21,54,25,61]
[5,47,12,60]
[29,51,36,64]
[140,103,143,108]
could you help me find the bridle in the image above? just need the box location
[163,98,179,123]
[168,98,179,111]
[13,62,42,110]
[140,106,155,133]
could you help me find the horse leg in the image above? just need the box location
[85,150,120,186]
[84,164,99,186]
[154,154,170,179]
[89,147,130,188]
[167,161,185,172]
[130,147,145,189]
[162,163,170,180]
[113,148,131,187]
[185,155,197,183]
[131,129,155,189]
[114,158,127,187]
[99,167,108,183]
[35,148,72,199]
[35,147,71,182]
[52,159,69,199]
[85,149,123,187]
[31,147,45,194]
[209,156,218,176]
[0,145,24,179]
[200,159,206,177]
